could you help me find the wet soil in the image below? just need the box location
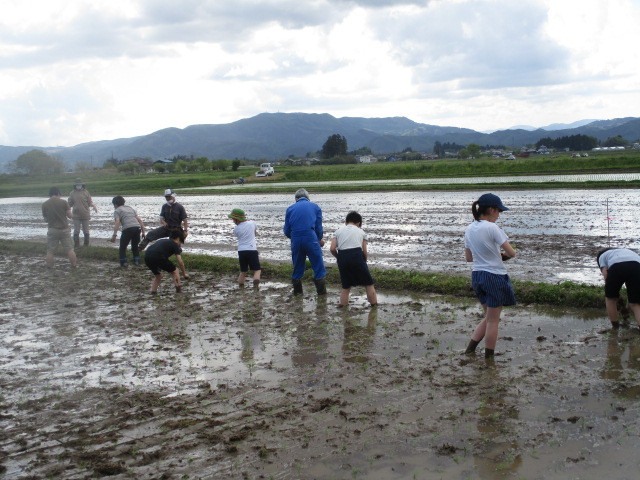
[1,254,640,479]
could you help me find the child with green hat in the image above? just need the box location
[229,208,261,286]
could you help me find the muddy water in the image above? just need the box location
[2,255,640,479]
[3,189,640,285]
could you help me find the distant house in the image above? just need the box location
[357,155,373,163]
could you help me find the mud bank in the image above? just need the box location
[1,254,640,479]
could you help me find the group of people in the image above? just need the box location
[42,184,640,357]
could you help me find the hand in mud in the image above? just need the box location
[501,253,511,261]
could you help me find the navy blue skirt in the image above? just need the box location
[337,248,375,289]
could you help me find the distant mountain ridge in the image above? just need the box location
[0,113,638,170]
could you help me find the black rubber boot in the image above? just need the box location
[465,339,480,354]
[83,234,90,247]
[484,348,495,358]
[292,279,303,295]
[73,234,80,249]
[313,278,327,295]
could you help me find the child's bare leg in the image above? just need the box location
[605,297,620,325]
[339,288,350,307]
[151,273,162,293]
[365,285,378,306]
[238,271,247,284]
[46,253,55,268]
[628,302,640,326]
[483,306,502,351]
[252,270,261,281]
[465,304,488,354]
[67,250,77,268]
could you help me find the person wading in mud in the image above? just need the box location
[67,178,98,248]
[144,229,189,294]
[138,189,189,251]
[463,193,517,359]
[283,188,327,295]
[596,247,640,329]
[42,187,78,269]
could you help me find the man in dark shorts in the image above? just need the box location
[144,229,190,293]
[139,188,189,251]
[42,187,77,269]
[597,247,640,328]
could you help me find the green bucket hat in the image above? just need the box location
[228,208,246,221]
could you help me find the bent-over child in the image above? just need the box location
[228,208,261,286]
[597,247,640,328]
[330,211,377,307]
[144,229,189,294]
[463,193,516,358]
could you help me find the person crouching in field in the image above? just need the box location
[144,229,189,294]
[463,193,516,358]
[596,247,640,328]
[330,211,378,307]
[228,208,261,286]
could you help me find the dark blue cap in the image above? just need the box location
[478,193,509,211]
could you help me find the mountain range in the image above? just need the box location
[1,113,639,170]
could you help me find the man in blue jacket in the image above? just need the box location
[283,188,326,295]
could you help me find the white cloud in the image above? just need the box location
[0,0,639,145]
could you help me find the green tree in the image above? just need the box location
[213,159,230,171]
[466,143,481,158]
[14,149,64,175]
[433,141,445,158]
[231,159,241,171]
[321,134,348,159]
[602,135,629,147]
[195,157,211,171]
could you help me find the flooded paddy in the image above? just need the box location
[1,255,640,479]
[2,189,640,285]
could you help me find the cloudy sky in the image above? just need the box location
[1,0,639,147]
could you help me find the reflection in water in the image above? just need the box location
[600,329,640,399]
[472,364,522,478]
[341,308,377,363]
[290,298,330,368]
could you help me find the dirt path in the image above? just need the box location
[1,254,640,479]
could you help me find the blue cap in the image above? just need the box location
[478,193,509,211]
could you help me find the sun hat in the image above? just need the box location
[477,193,509,211]
[228,208,247,221]
[295,188,309,200]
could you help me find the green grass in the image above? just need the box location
[3,239,606,309]
[2,151,640,198]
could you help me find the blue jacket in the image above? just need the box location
[283,198,323,240]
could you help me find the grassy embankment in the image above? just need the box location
[2,151,640,198]
[1,239,607,310]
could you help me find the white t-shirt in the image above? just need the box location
[464,220,509,275]
[333,224,367,250]
[233,220,257,251]
[598,248,640,268]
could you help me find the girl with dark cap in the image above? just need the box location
[463,193,517,358]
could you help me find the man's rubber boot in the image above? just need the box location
[138,238,149,251]
[314,278,327,295]
[292,279,303,295]
[83,234,90,247]
[73,234,80,249]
